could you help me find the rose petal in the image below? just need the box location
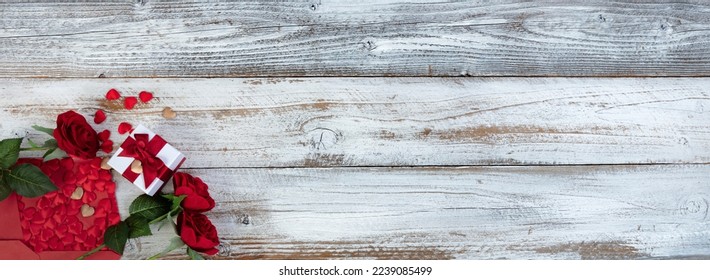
[105,181,116,193]
[94,180,106,192]
[118,122,133,134]
[60,157,74,170]
[99,170,112,181]
[124,96,138,110]
[101,140,114,153]
[106,89,121,100]
[82,191,97,204]
[98,129,111,141]
[90,157,102,169]
[94,109,106,124]
[139,91,153,103]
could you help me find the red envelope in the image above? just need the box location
[0,158,121,260]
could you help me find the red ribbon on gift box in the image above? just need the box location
[118,134,173,189]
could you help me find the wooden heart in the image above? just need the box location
[130,159,143,173]
[80,204,95,217]
[100,157,111,170]
[162,106,177,119]
[70,186,84,200]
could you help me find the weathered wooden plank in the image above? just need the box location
[2,1,710,77]
[117,164,710,259]
[1,78,709,166]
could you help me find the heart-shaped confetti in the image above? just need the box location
[94,110,106,124]
[139,91,153,103]
[100,157,111,170]
[118,122,132,134]
[101,140,114,153]
[162,107,177,119]
[130,160,143,174]
[80,204,95,217]
[70,187,84,200]
[124,96,138,110]
[98,129,110,142]
[105,89,121,100]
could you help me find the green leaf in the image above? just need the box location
[26,139,41,149]
[0,182,11,202]
[42,148,67,161]
[42,139,58,149]
[187,248,205,260]
[0,138,22,169]
[6,163,58,197]
[162,193,186,212]
[32,125,55,137]
[129,194,171,221]
[126,216,152,239]
[104,221,130,255]
[147,236,184,260]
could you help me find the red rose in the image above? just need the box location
[53,111,99,159]
[174,172,215,212]
[177,211,220,255]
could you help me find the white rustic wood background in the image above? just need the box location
[1,1,709,259]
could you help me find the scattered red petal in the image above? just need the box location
[90,158,102,169]
[124,96,138,110]
[118,122,133,134]
[82,191,97,204]
[139,91,153,103]
[94,109,106,124]
[98,129,110,141]
[101,140,114,153]
[106,89,121,100]
[99,171,112,181]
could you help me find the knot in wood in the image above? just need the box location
[678,196,709,221]
[307,128,340,150]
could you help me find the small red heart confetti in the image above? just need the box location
[118,122,133,134]
[97,129,110,142]
[124,96,138,110]
[94,110,106,124]
[139,91,153,103]
[101,140,114,153]
[106,89,121,100]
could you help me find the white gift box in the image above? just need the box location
[107,125,186,196]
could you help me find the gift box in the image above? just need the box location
[108,125,186,196]
[0,158,121,260]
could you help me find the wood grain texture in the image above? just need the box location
[1,78,709,167]
[116,164,710,260]
[3,0,710,77]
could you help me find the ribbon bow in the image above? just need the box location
[119,134,172,189]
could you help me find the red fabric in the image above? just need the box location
[118,134,172,189]
[0,158,121,260]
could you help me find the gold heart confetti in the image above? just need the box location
[100,157,112,170]
[162,107,177,119]
[70,186,84,200]
[81,204,95,217]
[130,159,143,174]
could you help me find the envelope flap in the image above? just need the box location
[0,194,23,239]
[0,241,40,260]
